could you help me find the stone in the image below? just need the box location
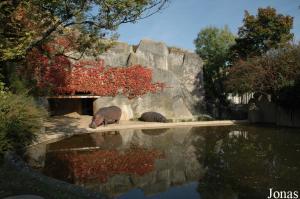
[258,95,276,123]
[128,39,169,70]
[93,93,194,121]
[182,52,204,107]
[98,42,132,67]
[292,109,300,127]
[93,67,198,120]
[26,143,47,168]
[276,107,294,127]
[229,104,248,120]
[248,102,262,123]
[69,39,205,121]
[248,95,300,127]
[63,112,81,119]
[168,47,185,76]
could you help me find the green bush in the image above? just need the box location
[0,82,46,159]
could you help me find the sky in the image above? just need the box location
[117,0,300,51]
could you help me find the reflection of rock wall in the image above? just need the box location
[29,127,206,196]
[92,39,205,120]
[84,128,205,196]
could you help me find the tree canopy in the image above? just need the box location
[194,26,235,104]
[0,0,169,62]
[223,7,298,107]
[230,7,293,60]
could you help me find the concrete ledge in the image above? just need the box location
[31,116,248,147]
[87,120,249,133]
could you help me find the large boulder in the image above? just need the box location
[93,65,202,120]
[182,52,203,93]
[98,42,132,67]
[87,39,205,120]
[93,94,194,121]
[168,48,204,111]
[168,47,185,75]
[128,39,169,70]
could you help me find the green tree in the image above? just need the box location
[230,7,293,60]
[194,26,235,108]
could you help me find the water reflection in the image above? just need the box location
[47,131,122,152]
[35,127,204,197]
[27,125,300,198]
[196,125,300,199]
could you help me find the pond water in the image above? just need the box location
[27,125,300,199]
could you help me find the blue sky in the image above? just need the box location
[117,0,300,51]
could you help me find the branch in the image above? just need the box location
[25,1,89,53]
[65,0,169,28]
[25,20,63,53]
[120,0,169,24]
[59,48,88,61]
[25,0,169,54]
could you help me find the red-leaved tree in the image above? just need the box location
[25,36,165,99]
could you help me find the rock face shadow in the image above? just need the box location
[192,69,206,114]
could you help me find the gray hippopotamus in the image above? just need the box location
[138,112,168,123]
[89,106,121,128]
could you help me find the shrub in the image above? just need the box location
[0,83,46,160]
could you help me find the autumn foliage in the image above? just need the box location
[225,44,300,107]
[229,7,293,60]
[44,148,165,183]
[25,37,165,98]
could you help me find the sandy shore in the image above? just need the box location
[33,115,248,146]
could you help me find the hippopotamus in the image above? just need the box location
[138,112,168,123]
[89,106,121,128]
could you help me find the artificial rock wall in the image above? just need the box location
[248,95,300,127]
[91,39,205,120]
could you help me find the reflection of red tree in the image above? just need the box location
[46,148,165,183]
[25,36,165,98]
